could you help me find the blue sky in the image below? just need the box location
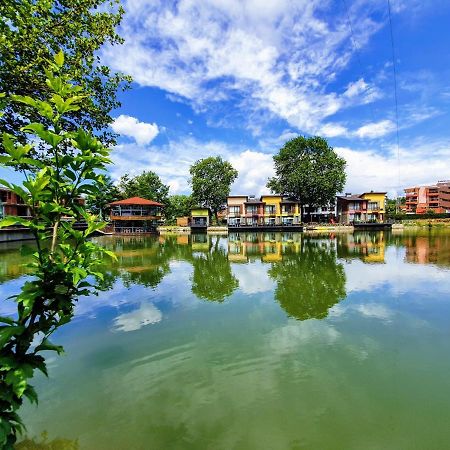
[3,0,450,197]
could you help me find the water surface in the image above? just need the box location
[1,230,450,449]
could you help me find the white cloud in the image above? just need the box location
[232,262,275,294]
[318,122,349,138]
[354,120,396,139]
[112,303,162,332]
[103,0,384,134]
[112,115,159,145]
[336,140,450,197]
[229,150,274,195]
[109,137,276,196]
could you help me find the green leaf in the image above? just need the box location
[23,385,38,405]
[54,50,64,67]
[0,317,16,327]
[23,123,63,147]
[34,338,64,355]
[0,217,31,228]
[0,325,25,348]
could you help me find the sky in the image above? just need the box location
[3,0,450,198]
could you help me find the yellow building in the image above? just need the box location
[260,195,301,225]
[360,192,387,222]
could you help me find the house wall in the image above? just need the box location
[360,193,386,222]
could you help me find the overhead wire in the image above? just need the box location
[387,0,402,210]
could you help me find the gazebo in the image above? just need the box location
[109,197,163,233]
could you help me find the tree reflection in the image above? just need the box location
[191,235,239,302]
[268,238,346,320]
[16,432,78,449]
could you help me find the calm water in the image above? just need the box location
[2,230,450,449]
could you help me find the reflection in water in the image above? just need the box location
[5,230,450,449]
[112,303,163,332]
[268,238,346,320]
[227,232,346,320]
[403,233,450,268]
[16,432,78,449]
[336,232,386,264]
[191,235,239,302]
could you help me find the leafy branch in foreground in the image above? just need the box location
[0,51,116,449]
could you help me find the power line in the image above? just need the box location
[387,0,401,207]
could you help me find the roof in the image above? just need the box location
[244,198,264,204]
[337,195,367,202]
[109,197,163,206]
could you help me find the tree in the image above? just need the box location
[86,175,121,219]
[165,194,194,224]
[189,156,238,223]
[0,0,131,151]
[267,136,346,221]
[0,53,115,448]
[117,171,170,205]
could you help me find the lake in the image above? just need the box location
[1,230,450,449]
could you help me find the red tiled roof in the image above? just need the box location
[109,197,163,206]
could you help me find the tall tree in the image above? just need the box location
[117,171,169,205]
[0,0,131,150]
[165,194,194,224]
[267,136,346,221]
[85,175,122,219]
[189,156,238,223]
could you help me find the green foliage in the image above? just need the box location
[0,54,116,448]
[189,156,238,223]
[268,238,346,320]
[388,212,450,221]
[191,237,239,301]
[165,195,194,224]
[117,171,169,205]
[386,197,405,214]
[267,136,346,218]
[85,175,121,219]
[0,0,131,150]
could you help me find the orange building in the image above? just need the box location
[405,181,450,214]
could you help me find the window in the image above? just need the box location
[282,205,294,214]
[265,205,276,214]
[228,206,240,215]
[246,205,258,214]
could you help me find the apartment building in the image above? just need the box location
[405,181,450,213]
[227,195,301,227]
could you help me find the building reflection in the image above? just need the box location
[402,232,450,268]
[228,232,346,320]
[336,231,386,264]
[227,232,302,263]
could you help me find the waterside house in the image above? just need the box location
[227,195,302,228]
[190,207,211,231]
[336,192,386,224]
[109,197,163,233]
